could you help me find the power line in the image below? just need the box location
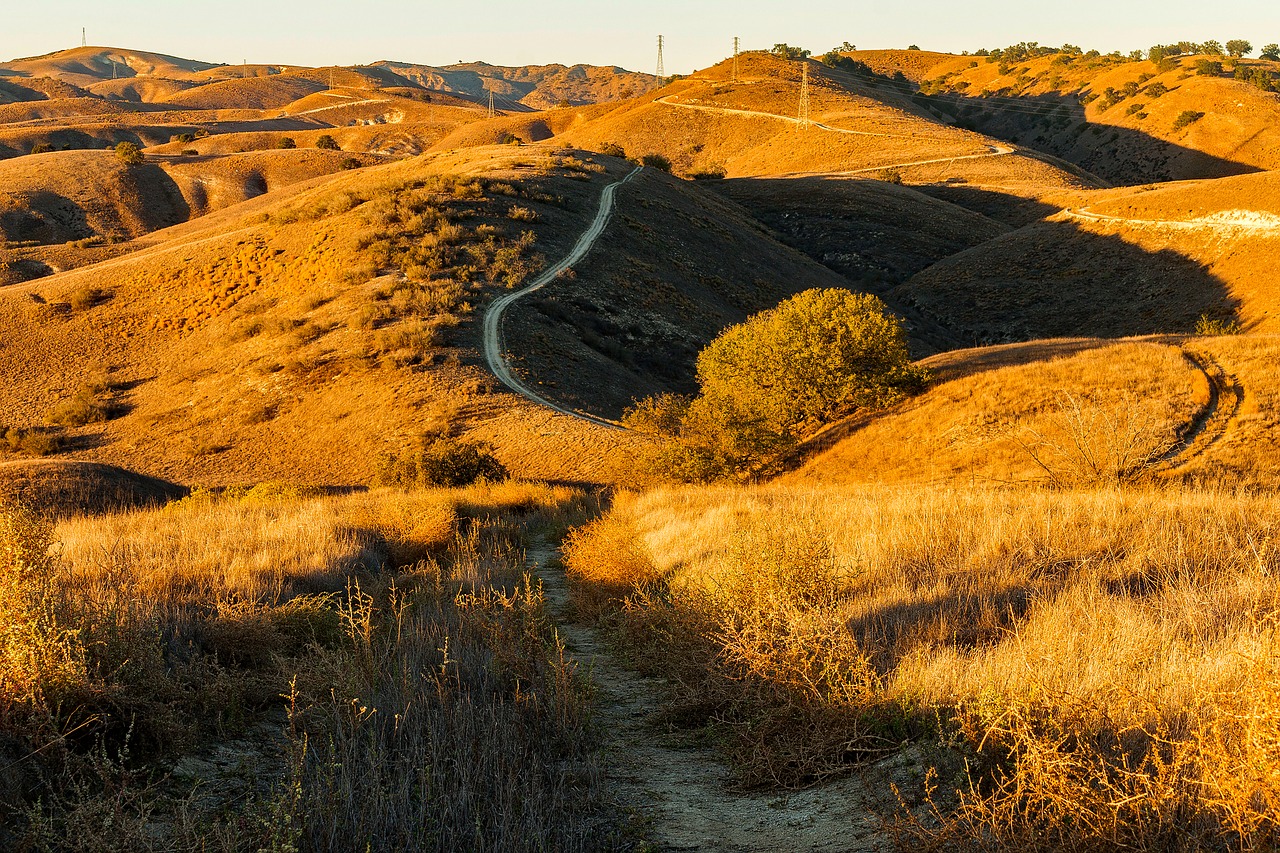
[655,35,665,90]
[799,62,811,126]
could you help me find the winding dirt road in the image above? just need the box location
[654,92,1017,177]
[481,166,643,429]
[1065,206,1280,233]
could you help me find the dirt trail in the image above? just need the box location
[654,92,1017,177]
[1064,206,1280,233]
[527,540,891,853]
[482,166,643,429]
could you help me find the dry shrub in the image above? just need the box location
[280,517,626,852]
[5,483,622,849]
[1,425,65,457]
[571,484,1280,843]
[1007,391,1179,487]
[0,502,84,715]
[46,384,113,427]
[562,511,664,619]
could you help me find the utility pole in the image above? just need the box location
[82,28,86,48]
[799,62,811,126]
[733,37,740,83]
[655,35,665,90]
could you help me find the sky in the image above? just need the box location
[4,0,1280,73]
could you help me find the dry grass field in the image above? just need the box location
[0,481,627,850]
[6,32,1280,853]
[565,483,1280,849]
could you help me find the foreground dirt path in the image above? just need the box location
[527,539,891,853]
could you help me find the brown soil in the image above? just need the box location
[529,539,895,852]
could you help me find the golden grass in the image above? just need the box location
[793,340,1206,487]
[2,479,616,849]
[567,483,1280,847]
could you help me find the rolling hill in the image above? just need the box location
[865,47,1280,183]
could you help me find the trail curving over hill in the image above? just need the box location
[653,92,1017,176]
[655,93,894,138]
[482,165,643,429]
[1065,206,1280,234]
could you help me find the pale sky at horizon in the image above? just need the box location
[5,1,1279,74]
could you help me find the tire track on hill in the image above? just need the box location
[1156,347,1244,474]
[482,166,643,429]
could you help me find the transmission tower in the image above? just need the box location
[488,89,496,118]
[82,28,86,47]
[732,37,740,83]
[655,35,665,89]
[798,62,811,126]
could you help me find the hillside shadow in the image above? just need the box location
[846,584,1038,676]
[913,184,1060,228]
[912,89,1263,185]
[893,213,1242,347]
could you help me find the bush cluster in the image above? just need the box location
[376,437,508,488]
[625,289,927,482]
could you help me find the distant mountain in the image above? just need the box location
[371,60,652,109]
[0,46,219,86]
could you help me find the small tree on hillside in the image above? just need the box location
[1262,44,1280,61]
[626,289,928,482]
[1226,39,1253,58]
[114,141,143,166]
[771,44,811,61]
[1200,40,1225,56]
[315,134,340,150]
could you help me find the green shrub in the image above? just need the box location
[599,142,626,159]
[29,143,52,155]
[1226,39,1253,58]
[1195,59,1224,76]
[0,426,65,457]
[1172,110,1206,131]
[1195,314,1244,336]
[316,134,340,151]
[1146,81,1169,97]
[687,162,727,180]
[278,136,297,149]
[339,157,363,170]
[376,437,508,488]
[640,153,672,172]
[626,289,928,482]
[770,44,811,61]
[113,141,143,166]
